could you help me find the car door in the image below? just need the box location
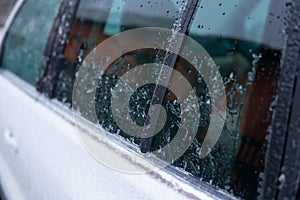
[36,0,300,199]
[0,0,210,200]
[0,0,299,200]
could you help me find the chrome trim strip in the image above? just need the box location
[0,0,26,56]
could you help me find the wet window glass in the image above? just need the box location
[174,0,286,199]
[0,0,62,85]
[53,0,183,104]
[51,0,286,199]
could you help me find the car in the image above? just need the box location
[0,0,299,199]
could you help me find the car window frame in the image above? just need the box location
[36,0,80,96]
[276,48,300,199]
[35,0,300,199]
[261,0,300,199]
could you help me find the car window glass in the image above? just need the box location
[51,0,185,149]
[189,0,271,45]
[52,0,183,103]
[50,0,286,199]
[0,0,62,86]
[175,0,285,199]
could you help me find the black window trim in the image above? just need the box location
[140,0,201,153]
[37,0,80,96]
[277,48,300,199]
[261,0,300,199]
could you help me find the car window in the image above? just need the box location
[49,0,185,146]
[175,0,285,199]
[51,0,184,103]
[47,0,287,199]
[0,0,62,86]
